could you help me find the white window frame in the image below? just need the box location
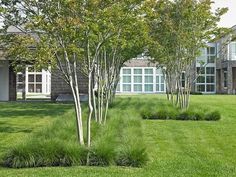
[118,67,166,93]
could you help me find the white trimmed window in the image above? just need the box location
[118,67,165,93]
[17,66,51,94]
[196,66,216,93]
[197,46,216,64]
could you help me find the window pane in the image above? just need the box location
[230,43,236,60]
[207,47,215,55]
[122,84,131,92]
[17,74,23,82]
[28,74,34,82]
[134,84,142,92]
[134,76,142,83]
[206,85,215,92]
[36,75,42,82]
[200,48,206,56]
[161,84,165,91]
[145,76,153,83]
[134,69,142,74]
[116,84,120,92]
[17,84,23,92]
[207,56,215,63]
[145,84,153,92]
[156,69,162,74]
[197,56,206,63]
[197,85,205,92]
[156,84,159,91]
[161,76,165,83]
[144,69,153,74]
[197,67,205,74]
[156,76,160,83]
[206,76,215,83]
[197,76,205,83]
[28,84,35,92]
[36,84,42,93]
[206,67,215,74]
[123,69,131,74]
[123,76,131,83]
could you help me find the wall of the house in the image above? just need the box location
[9,65,16,101]
[51,68,88,100]
[0,60,9,101]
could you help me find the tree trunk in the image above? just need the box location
[87,71,93,147]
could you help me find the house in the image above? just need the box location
[117,26,236,94]
[0,25,236,101]
[0,26,88,101]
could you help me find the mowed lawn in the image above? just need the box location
[0,95,236,177]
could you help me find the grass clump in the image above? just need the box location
[2,134,87,168]
[115,116,148,167]
[204,111,221,121]
[2,104,147,168]
[141,109,220,121]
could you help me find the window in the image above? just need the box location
[196,66,215,93]
[118,67,165,93]
[16,67,51,94]
[28,74,42,93]
[122,68,131,92]
[197,46,216,64]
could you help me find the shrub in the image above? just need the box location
[204,111,221,121]
[2,105,148,168]
[141,109,178,120]
[176,111,191,120]
[156,110,168,120]
[140,109,153,119]
[2,140,87,168]
[142,109,219,121]
[115,144,148,167]
[87,135,116,166]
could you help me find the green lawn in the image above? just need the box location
[0,95,236,177]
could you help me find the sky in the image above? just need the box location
[212,0,236,27]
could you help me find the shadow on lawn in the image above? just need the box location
[112,96,168,111]
[0,102,73,119]
[0,125,32,133]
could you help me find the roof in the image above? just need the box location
[123,59,158,67]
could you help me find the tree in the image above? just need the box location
[147,0,228,109]
[0,0,148,147]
